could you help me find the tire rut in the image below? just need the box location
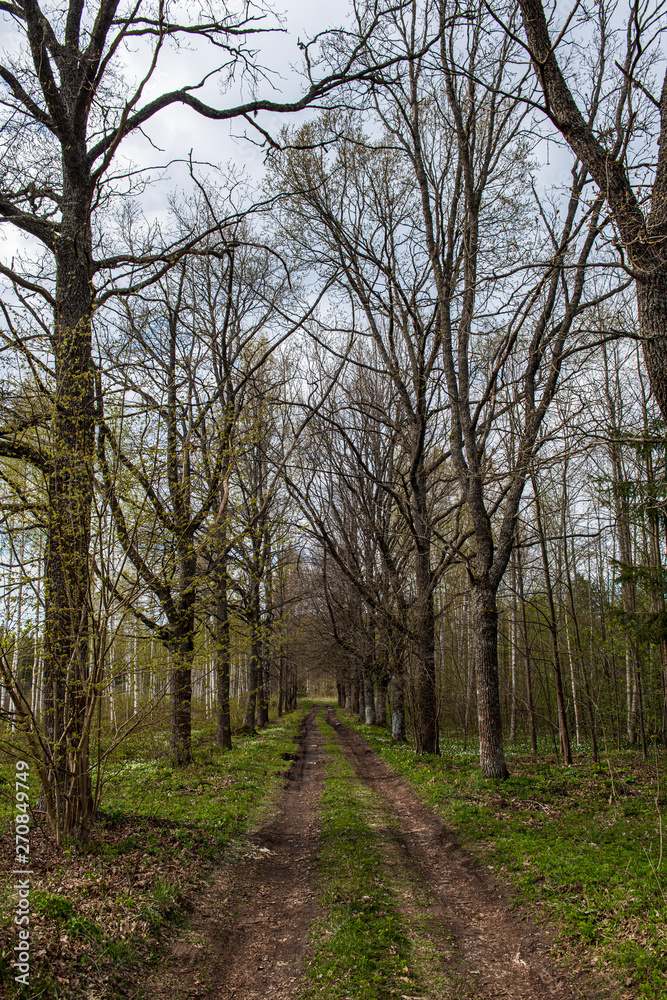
[138,708,326,1000]
[326,707,623,1000]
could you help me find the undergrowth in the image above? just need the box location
[342,711,666,999]
[0,707,307,999]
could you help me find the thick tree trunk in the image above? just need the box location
[242,647,260,730]
[170,641,193,766]
[471,585,509,779]
[170,540,197,765]
[43,169,95,835]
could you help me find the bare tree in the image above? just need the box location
[351,0,625,776]
[0,0,406,833]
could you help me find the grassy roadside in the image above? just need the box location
[0,707,308,999]
[340,711,666,999]
[302,710,466,1000]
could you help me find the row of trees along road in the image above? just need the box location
[0,0,666,838]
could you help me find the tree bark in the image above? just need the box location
[352,671,360,716]
[215,557,232,749]
[170,639,193,766]
[42,159,95,832]
[471,584,509,779]
[242,584,261,731]
[363,671,376,725]
[376,675,388,726]
[390,670,406,741]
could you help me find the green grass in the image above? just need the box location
[342,713,667,999]
[302,712,416,1000]
[97,713,306,849]
[0,706,309,999]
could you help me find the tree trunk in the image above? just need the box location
[363,671,376,725]
[565,618,581,746]
[509,547,518,741]
[352,671,360,715]
[414,544,438,753]
[376,675,388,726]
[256,660,268,728]
[471,584,509,779]
[215,563,232,749]
[243,576,263,731]
[242,649,259,730]
[257,538,272,728]
[42,169,95,836]
[170,640,193,766]
[357,667,366,722]
[170,540,196,765]
[277,649,285,717]
[390,670,406,741]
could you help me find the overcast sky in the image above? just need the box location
[116,0,352,217]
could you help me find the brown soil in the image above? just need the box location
[136,707,630,1000]
[136,708,325,1000]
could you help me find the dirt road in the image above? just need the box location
[137,707,624,1000]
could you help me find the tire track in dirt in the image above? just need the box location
[138,707,325,1000]
[326,707,623,1000]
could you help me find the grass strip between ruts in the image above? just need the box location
[301,710,420,1000]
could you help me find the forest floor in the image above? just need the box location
[0,704,658,999]
[128,706,633,1000]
